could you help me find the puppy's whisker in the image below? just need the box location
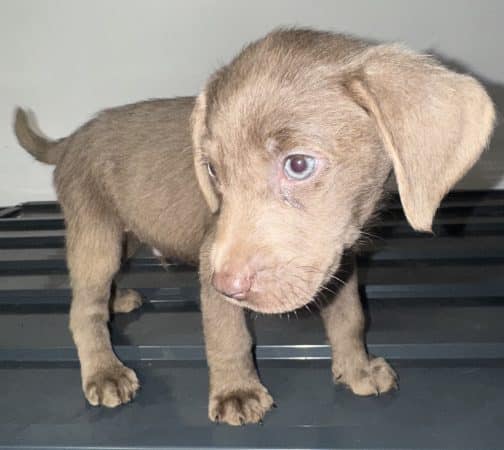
[360,230,384,241]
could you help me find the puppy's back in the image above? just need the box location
[51,97,211,263]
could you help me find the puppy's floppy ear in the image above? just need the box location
[191,90,220,213]
[345,45,495,232]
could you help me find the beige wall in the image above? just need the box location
[1,0,502,205]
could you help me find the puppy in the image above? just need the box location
[15,28,495,426]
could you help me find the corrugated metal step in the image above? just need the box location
[0,191,503,449]
[2,362,504,449]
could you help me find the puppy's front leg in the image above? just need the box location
[199,245,274,425]
[321,259,397,396]
[66,215,139,408]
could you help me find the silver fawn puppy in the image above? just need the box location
[14,28,495,426]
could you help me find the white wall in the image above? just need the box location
[1,0,503,205]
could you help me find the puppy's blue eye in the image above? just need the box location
[283,155,316,180]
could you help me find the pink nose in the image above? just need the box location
[212,269,252,300]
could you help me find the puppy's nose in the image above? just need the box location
[212,269,252,300]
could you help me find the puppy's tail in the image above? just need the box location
[14,108,65,165]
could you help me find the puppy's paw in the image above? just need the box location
[333,356,398,396]
[209,385,274,426]
[84,364,139,407]
[112,289,143,313]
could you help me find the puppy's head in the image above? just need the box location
[192,29,495,314]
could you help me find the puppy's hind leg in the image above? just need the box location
[321,259,397,396]
[111,231,143,314]
[66,208,139,407]
[111,287,143,314]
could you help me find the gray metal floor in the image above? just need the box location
[1,192,504,449]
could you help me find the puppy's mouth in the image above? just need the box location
[216,262,336,314]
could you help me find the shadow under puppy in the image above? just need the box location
[14,28,495,426]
